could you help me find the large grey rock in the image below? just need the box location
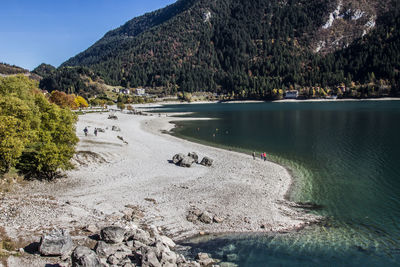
[199,212,213,224]
[39,229,74,256]
[142,247,161,267]
[157,235,176,248]
[172,153,185,164]
[100,226,126,244]
[71,246,101,267]
[112,125,121,132]
[196,253,216,266]
[95,241,131,258]
[200,157,213,167]
[160,251,177,265]
[126,228,153,245]
[188,152,199,163]
[179,156,195,168]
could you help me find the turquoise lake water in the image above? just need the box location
[152,101,400,266]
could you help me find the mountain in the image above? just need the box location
[0,63,42,81]
[60,0,400,98]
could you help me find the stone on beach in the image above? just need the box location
[100,226,126,244]
[188,152,199,163]
[199,211,213,224]
[39,229,74,256]
[71,246,101,267]
[172,153,185,164]
[112,125,121,131]
[200,156,213,167]
[179,156,196,167]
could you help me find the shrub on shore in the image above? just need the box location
[0,75,78,180]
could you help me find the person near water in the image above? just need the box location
[260,153,263,160]
[84,127,88,136]
[252,152,255,160]
[263,152,267,161]
[94,128,98,136]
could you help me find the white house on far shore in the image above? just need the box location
[135,88,146,96]
[120,89,130,95]
[285,90,298,99]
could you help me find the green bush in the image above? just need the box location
[0,75,78,180]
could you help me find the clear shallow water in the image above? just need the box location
[152,101,400,266]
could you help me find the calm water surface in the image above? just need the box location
[152,101,400,266]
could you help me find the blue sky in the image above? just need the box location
[0,0,176,70]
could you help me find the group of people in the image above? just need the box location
[83,127,98,136]
[252,151,267,161]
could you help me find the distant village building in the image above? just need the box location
[285,90,298,99]
[135,88,146,96]
[120,89,130,95]
[112,88,120,93]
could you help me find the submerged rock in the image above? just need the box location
[39,229,73,256]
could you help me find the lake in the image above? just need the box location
[152,101,400,266]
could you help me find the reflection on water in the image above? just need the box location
[154,101,400,266]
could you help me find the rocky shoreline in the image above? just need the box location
[0,111,321,266]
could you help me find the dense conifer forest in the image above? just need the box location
[39,0,400,99]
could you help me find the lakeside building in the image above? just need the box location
[285,90,299,99]
[120,89,130,95]
[135,88,146,96]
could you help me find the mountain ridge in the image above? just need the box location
[58,0,400,98]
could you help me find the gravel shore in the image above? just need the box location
[0,111,319,247]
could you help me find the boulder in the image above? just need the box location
[107,254,119,265]
[108,115,118,120]
[200,157,213,167]
[160,251,177,265]
[126,228,153,245]
[71,246,101,267]
[188,152,199,163]
[39,229,74,256]
[178,156,195,168]
[142,247,161,267]
[196,253,216,266]
[172,153,185,164]
[157,235,176,248]
[112,125,121,132]
[95,241,130,258]
[100,226,126,244]
[186,213,198,223]
[84,224,98,233]
[199,212,213,224]
[213,216,224,223]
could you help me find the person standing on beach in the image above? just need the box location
[84,127,88,136]
[94,128,98,136]
[252,152,255,160]
[260,153,263,160]
[263,152,267,161]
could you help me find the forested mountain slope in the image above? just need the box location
[59,0,400,98]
